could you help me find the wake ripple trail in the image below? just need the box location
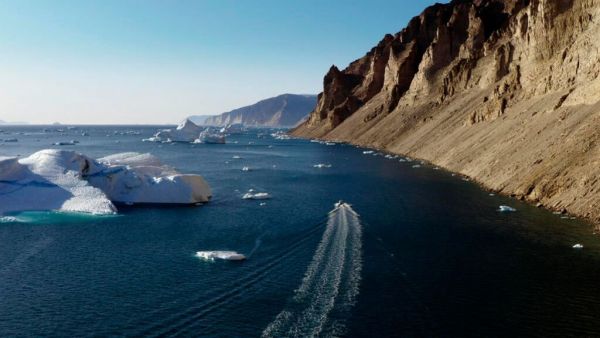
[262,202,362,338]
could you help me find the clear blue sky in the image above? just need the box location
[0,0,444,124]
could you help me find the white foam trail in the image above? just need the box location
[262,202,362,338]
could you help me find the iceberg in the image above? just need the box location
[498,205,517,212]
[195,251,246,261]
[148,119,203,143]
[313,163,332,168]
[271,131,291,140]
[193,129,226,144]
[0,150,212,216]
[242,190,271,200]
[573,244,584,249]
[53,140,79,146]
[219,123,244,134]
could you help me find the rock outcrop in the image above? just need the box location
[193,94,317,128]
[293,0,600,224]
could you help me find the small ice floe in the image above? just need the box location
[325,142,336,146]
[259,202,267,206]
[232,155,242,159]
[498,205,517,212]
[242,166,251,172]
[4,138,18,142]
[462,178,470,182]
[243,192,271,200]
[271,131,291,140]
[489,193,496,196]
[53,140,79,146]
[572,244,584,249]
[362,150,374,155]
[313,163,332,168]
[412,164,421,168]
[196,251,246,261]
[242,190,271,200]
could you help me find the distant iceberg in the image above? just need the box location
[53,140,79,146]
[0,150,212,216]
[271,131,291,140]
[313,163,332,168]
[220,123,244,134]
[147,119,204,143]
[193,129,226,144]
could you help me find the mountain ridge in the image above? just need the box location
[191,94,316,127]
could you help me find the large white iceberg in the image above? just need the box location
[147,119,203,143]
[0,150,212,216]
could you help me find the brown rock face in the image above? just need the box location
[293,0,600,225]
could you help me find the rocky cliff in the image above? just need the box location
[293,0,600,224]
[194,94,317,127]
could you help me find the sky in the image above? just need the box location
[0,0,444,124]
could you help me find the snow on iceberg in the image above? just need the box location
[148,119,204,143]
[0,151,117,215]
[0,150,212,216]
[196,251,246,261]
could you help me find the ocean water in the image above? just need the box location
[1,126,600,337]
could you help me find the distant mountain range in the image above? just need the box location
[0,119,28,125]
[189,94,317,128]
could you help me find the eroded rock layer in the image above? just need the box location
[293,0,600,224]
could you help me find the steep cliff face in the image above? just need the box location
[293,0,600,224]
[194,94,317,128]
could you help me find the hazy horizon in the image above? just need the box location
[0,0,443,124]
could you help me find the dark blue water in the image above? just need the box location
[1,126,600,337]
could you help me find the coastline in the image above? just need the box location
[293,133,599,229]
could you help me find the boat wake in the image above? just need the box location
[135,224,325,337]
[262,201,363,337]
